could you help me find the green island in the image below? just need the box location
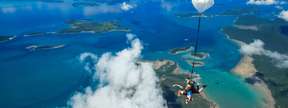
[26,44,65,51]
[186,60,205,67]
[0,36,14,43]
[191,52,209,60]
[59,20,130,34]
[151,59,217,108]
[169,46,192,55]
[23,32,47,37]
[21,20,129,37]
[223,15,288,107]
[169,47,209,60]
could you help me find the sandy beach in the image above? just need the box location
[232,55,256,78]
[229,37,276,108]
[253,81,275,108]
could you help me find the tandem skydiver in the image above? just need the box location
[173,78,206,104]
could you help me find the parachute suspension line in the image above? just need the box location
[194,15,201,55]
[191,15,202,74]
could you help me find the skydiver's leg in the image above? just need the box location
[185,91,193,104]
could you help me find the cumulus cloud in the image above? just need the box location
[126,33,136,42]
[69,34,167,108]
[82,2,136,16]
[83,4,121,16]
[234,25,259,31]
[1,7,16,14]
[240,39,288,68]
[278,10,288,21]
[240,39,265,56]
[120,2,135,11]
[264,50,288,68]
[247,0,276,5]
[79,52,98,74]
[160,0,174,11]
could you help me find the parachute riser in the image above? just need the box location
[191,14,202,74]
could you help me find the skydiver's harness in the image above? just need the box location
[175,80,200,96]
[186,80,201,94]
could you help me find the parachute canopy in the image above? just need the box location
[191,0,214,13]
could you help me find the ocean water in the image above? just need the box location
[0,0,264,108]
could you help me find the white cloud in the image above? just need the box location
[126,33,136,41]
[79,52,98,74]
[160,0,174,11]
[247,0,276,5]
[83,4,121,16]
[234,25,259,31]
[69,34,167,108]
[240,39,265,56]
[120,2,135,11]
[264,50,288,68]
[1,7,16,14]
[277,60,288,68]
[240,39,288,68]
[82,2,137,16]
[278,10,288,21]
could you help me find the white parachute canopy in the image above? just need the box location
[191,0,214,13]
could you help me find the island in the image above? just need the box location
[0,35,15,43]
[186,60,205,68]
[223,15,288,108]
[151,59,218,108]
[20,20,130,37]
[231,55,275,108]
[23,32,48,37]
[59,20,130,34]
[191,52,209,60]
[26,44,65,51]
[169,46,192,55]
[169,46,209,60]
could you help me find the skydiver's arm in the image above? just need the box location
[173,84,184,89]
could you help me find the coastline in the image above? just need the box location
[228,35,276,108]
[0,36,16,43]
[200,92,219,108]
[231,55,256,78]
[152,60,219,108]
